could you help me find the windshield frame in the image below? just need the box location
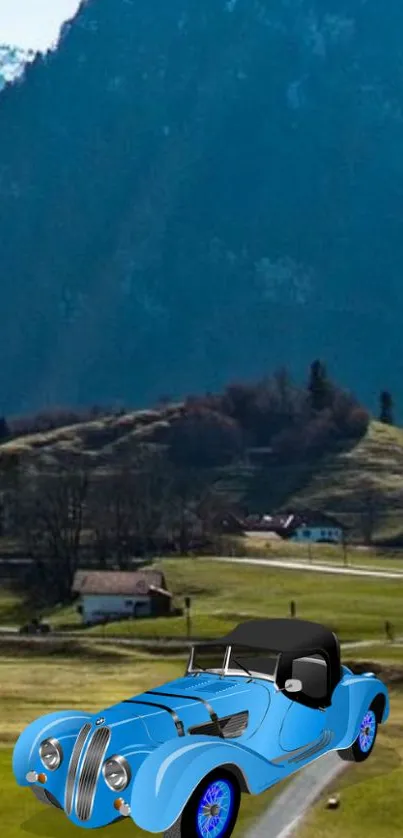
[186,644,280,683]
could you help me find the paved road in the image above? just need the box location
[1,627,401,656]
[206,555,403,580]
[246,751,346,838]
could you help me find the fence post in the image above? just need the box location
[185,596,192,639]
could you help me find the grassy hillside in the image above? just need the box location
[43,558,403,642]
[1,413,403,541]
[284,421,403,536]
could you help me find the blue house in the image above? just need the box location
[246,511,345,544]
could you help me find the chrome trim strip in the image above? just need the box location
[290,730,333,764]
[272,730,333,766]
[64,723,91,815]
[145,690,224,738]
[272,732,325,764]
[75,726,111,821]
[123,699,185,736]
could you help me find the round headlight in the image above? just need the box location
[102,755,131,792]
[39,738,63,771]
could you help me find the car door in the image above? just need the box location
[278,654,330,752]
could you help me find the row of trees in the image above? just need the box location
[0,360,393,449]
[172,361,370,466]
[0,445,232,604]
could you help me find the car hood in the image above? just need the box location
[96,673,272,745]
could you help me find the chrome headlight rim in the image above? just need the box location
[102,755,131,792]
[39,737,63,771]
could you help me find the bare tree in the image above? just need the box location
[17,452,91,601]
[162,467,217,554]
[87,444,173,564]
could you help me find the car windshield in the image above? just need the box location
[190,644,227,674]
[189,644,279,680]
[227,646,279,680]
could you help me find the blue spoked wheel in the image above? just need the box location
[338,704,378,762]
[358,710,377,753]
[164,769,240,838]
[196,778,234,837]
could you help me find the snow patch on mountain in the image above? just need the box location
[0,45,36,91]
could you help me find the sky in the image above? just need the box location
[0,0,83,52]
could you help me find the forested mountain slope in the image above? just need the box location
[1,0,402,414]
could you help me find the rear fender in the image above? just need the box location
[13,710,92,785]
[336,677,389,750]
[130,734,283,833]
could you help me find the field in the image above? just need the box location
[44,557,403,643]
[0,647,286,838]
[241,536,403,569]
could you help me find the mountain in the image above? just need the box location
[1,0,403,416]
[0,45,35,91]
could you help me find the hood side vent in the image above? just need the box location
[189,710,249,739]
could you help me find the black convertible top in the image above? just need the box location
[201,618,342,702]
[214,618,339,660]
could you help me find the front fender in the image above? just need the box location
[13,710,92,785]
[336,677,389,751]
[130,734,283,833]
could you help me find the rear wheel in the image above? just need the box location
[338,707,378,762]
[164,769,240,838]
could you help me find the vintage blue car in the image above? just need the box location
[13,618,389,837]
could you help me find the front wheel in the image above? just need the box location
[338,707,378,762]
[164,768,241,838]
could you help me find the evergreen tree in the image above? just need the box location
[307,360,332,411]
[379,390,394,425]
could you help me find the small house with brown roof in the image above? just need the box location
[72,569,172,625]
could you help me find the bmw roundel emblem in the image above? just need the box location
[96,717,105,725]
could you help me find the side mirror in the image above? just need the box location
[285,678,303,693]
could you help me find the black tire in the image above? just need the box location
[338,705,378,762]
[164,768,241,838]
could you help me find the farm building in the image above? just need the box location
[72,569,172,625]
[245,511,345,544]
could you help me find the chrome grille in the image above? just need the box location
[65,723,91,815]
[75,726,111,821]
